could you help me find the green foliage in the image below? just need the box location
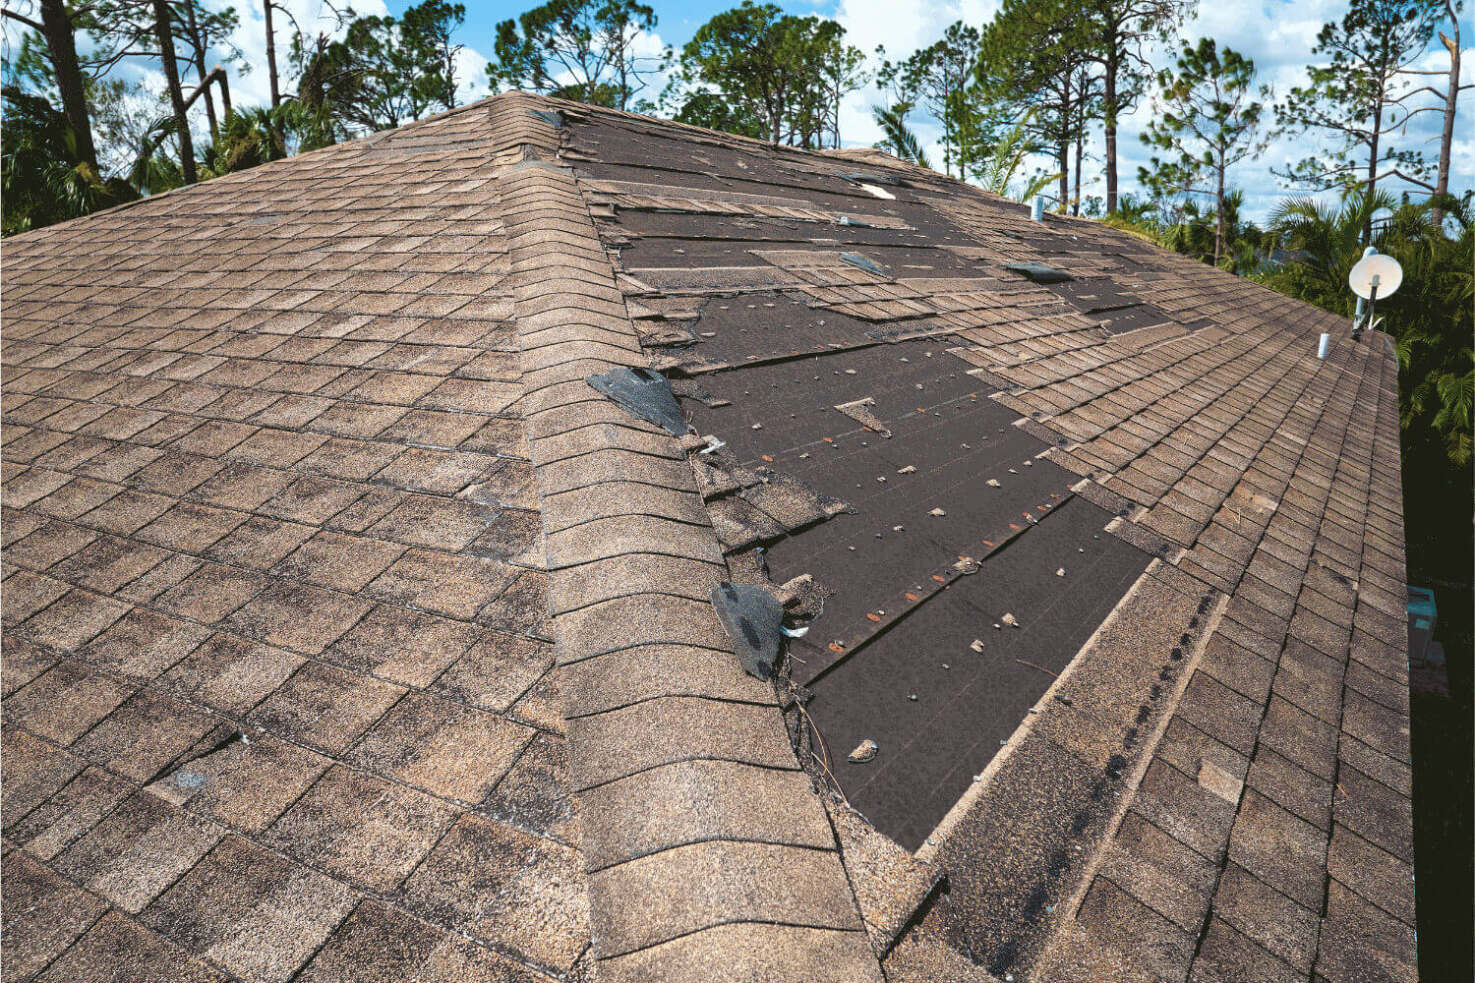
[1,85,137,235]
[671,90,762,138]
[298,0,465,132]
[1099,188,1268,274]
[1077,0,1194,213]
[487,0,664,110]
[198,106,291,177]
[976,0,1100,211]
[1139,38,1269,263]
[671,1,865,148]
[876,23,981,178]
[870,103,930,168]
[88,74,170,176]
[970,108,1058,202]
[1275,0,1442,195]
[1261,188,1473,467]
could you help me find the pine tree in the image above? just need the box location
[1139,39,1269,266]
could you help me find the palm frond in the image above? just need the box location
[871,104,930,169]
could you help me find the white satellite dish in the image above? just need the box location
[1348,252,1403,300]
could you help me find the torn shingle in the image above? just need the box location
[1004,261,1073,284]
[586,366,691,436]
[710,582,786,681]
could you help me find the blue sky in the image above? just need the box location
[397,0,1475,221]
[8,0,1465,221]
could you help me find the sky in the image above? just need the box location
[7,0,1471,221]
[435,0,1475,221]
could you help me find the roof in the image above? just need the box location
[0,92,1416,983]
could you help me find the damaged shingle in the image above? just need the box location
[586,366,690,436]
[833,397,892,438]
[1004,261,1072,284]
[746,470,844,531]
[841,252,890,278]
[711,582,787,680]
[839,171,903,187]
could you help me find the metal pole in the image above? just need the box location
[1351,245,1378,338]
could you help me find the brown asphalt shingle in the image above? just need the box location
[1,92,1415,983]
[3,97,588,982]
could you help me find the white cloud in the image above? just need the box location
[455,44,491,105]
[830,0,1001,167]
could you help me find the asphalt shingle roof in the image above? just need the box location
[0,93,1415,983]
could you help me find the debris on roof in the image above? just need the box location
[833,397,893,437]
[710,581,787,680]
[586,365,691,435]
[0,91,1413,983]
[841,251,891,278]
[1004,261,1073,283]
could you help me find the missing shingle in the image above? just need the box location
[669,378,731,408]
[1004,262,1072,284]
[586,366,691,436]
[711,581,786,680]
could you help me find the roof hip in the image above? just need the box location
[493,94,885,983]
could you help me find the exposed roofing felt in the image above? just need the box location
[0,93,1415,983]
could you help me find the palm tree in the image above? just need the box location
[1262,188,1401,314]
[971,109,1058,203]
[871,104,931,169]
[1264,188,1473,467]
[1,86,136,234]
[199,106,290,177]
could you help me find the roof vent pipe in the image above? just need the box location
[1030,196,1045,222]
[1317,333,1331,359]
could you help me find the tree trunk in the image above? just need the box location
[1214,155,1225,267]
[37,0,97,169]
[1072,126,1082,216]
[153,0,197,185]
[1363,85,1383,243]
[1104,47,1118,214]
[1433,24,1460,225]
[182,2,218,139]
[1057,74,1070,213]
[263,0,281,108]
[1058,142,1069,214]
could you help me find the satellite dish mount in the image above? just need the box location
[1347,247,1403,340]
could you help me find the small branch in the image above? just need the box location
[1387,168,1436,192]
[1,7,43,32]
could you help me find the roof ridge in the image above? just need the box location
[489,97,886,982]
